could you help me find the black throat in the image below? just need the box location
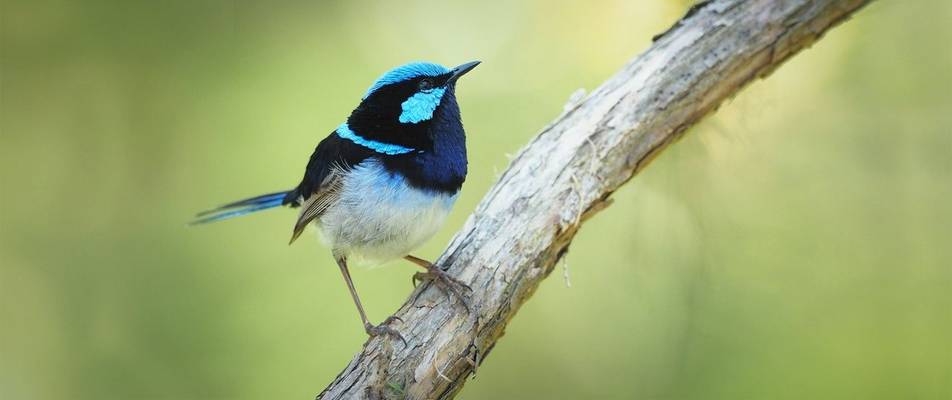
[347,85,468,194]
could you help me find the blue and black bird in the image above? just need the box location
[194,61,480,340]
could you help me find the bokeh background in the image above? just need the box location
[2,1,950,399]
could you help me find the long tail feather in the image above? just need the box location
[191,191,290,225]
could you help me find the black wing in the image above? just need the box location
[285,132,374,243]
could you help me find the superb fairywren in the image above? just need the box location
[194,61,480,341]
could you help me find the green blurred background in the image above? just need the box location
[2,1,950,399]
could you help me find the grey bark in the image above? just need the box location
[317,1,873,399]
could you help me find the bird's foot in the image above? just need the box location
[365,316,406,346]
[413,265,473,312]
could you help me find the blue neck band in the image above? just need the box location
[336,123,416,155]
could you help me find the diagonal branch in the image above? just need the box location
[317,1,873,399]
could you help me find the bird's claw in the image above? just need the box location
[365,317,406,346]
[413,267,473,312]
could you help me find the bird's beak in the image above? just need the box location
[447,60,481,83]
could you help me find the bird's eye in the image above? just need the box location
[418,78,434,90]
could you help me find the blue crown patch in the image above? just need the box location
[364,62,449,98]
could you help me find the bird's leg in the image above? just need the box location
[405,255,472,312]
[335,254,405,345]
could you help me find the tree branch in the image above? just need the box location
[317,1,872,398]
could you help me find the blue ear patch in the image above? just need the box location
[399,87,446,124]
[336,123,415,155]
[364,62,449,98]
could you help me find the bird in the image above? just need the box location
[193,60,480,342]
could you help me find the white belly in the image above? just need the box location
[317,158,457,264]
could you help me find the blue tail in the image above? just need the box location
[191,191,290,225]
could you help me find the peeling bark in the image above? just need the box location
[317,1,873,399]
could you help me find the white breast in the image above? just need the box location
[316,158,458,264]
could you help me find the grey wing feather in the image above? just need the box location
[289,168,345,244]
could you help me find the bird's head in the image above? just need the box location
[344,61,480,151]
